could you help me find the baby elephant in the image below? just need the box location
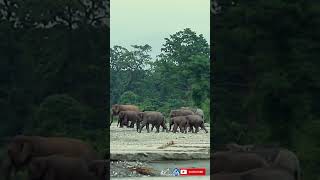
[28,155,106,180]
[138,111,168,133]
[171,116,188,133]
[186,115,208,133]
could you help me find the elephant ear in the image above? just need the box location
[18,141,33,165]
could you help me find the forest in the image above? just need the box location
[110,28,210,121]
[213,1,320,179]
[0,0,108,157]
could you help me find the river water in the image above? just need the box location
[110,160,210,178]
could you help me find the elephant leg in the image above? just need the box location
[169,123,173,131]
[162,123,169,132]
[117,118,120,127]
[139,122,146,133]
[130,120,135,128]
[146,123,150,133]
[200,123,208,133]
[173,123,178,133]
[179,124,184,133]
[191,126,195,133]
[151,124,155,131]
[195,125,200,133]
[156,125,160,133]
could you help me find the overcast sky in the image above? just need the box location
[110,0,210,58]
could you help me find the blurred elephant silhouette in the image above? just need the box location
[224,143,301,180]
[2,135,99,180]
[213,167,295,180]
[28,155,106,180]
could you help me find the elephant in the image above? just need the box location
[212,151,269,174]
[170,116,188,133]
[213,167,295,180]
[27,155,106,180]
[117,111,141,130]
[3,135,98,180]
[138,111,168,133]
[150,121,168,132]
[117,111,127,127]
[180,107,205,120]
[111,104,139,125]
[224,143,301,180]
[185,115,208,133]
[169,109,194,118]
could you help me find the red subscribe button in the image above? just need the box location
[179,168,206,176]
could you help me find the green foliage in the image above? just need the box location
[214,1,320,179]
[28,94,88,136]
[120,91,139,104]
[0,0,108,153]
[111,28,210,119]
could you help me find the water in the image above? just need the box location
[149,160,210,176]
[110,160,210,178]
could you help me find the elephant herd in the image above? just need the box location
[212,143,301,180]
[110,104,208,133]
[0,135,106,180]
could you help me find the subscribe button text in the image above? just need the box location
[180,168,206,176]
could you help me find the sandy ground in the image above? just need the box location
[110,123,210,161]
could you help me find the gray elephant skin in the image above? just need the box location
[170,116,188,133]
[169,109,194,118]
[138,111,168,133]
[111,104,140,125]
[185,115,208,133]
[224,143,301,180]
[28,155,106,180]
[180,107,205,120]
[212,151,268,174]
[213,167,295,180]
[117,110,140,130]
[2,135,98,180]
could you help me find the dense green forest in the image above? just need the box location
[0,0,108,153]
[213,1,320,179]
[110,28,210,121]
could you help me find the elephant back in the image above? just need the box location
[33,136,99,160]
[240,167,295,180]
[272,149,301,180]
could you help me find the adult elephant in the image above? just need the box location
[111,104,140,125]
[28,155,106,180]
[213,167,294,180]
[118,111,141,131]
[169,109,194,118]
[3,135,98,180]
[225,143,301,180]
[138,111,168,133]
[170,116,188,133]
[185,115,208,133]
[181,107,205,120]
[212,151,268,174]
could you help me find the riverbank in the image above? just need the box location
[110,123,210,161]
